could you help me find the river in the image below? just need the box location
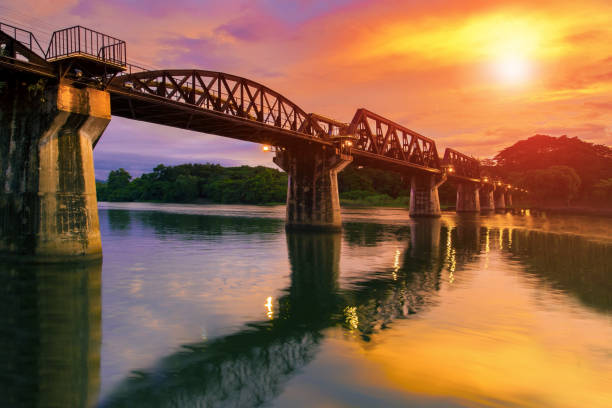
[1,203,611,407]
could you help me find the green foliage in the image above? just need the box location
[488,135,612,207]
[97,163,288,205]
[494,135,612,194]
[591,178,612,204]
[339,189,409,207]
[338,165,409,198]
[520,165,581,206]
[103,168,132,201]
[96,162,415,207]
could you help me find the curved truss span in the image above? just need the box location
[111,69,338,138]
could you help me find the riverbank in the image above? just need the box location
[527,206,612,218]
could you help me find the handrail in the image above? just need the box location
[45,25,127,66]
[0,21,46,57]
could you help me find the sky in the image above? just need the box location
[2,0,612,178]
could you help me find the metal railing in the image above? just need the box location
[46,25,126,67]
[0,22,46,57]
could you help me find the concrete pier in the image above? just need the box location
[480,184,495,212]
[274,147,351,231]
[505,191,513,208]
[409,173,446,218]
[494,187,506,211]
[456,182,480,212]
[0,77,110,262]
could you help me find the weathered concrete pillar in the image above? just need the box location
[480,184,495,212]
[409,173,446,218]
[0,77,110,262]
[456,182,480,212]
[505,191,513,208]
[494,187,506,211]
[274,147,351,231]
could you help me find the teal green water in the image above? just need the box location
[1,203,611,407]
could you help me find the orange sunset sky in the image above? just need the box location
[2,0,611,177]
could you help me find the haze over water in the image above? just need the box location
[1,204,611,407]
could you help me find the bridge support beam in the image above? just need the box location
[409,173,446,218]
[480,184,495,212]
[0,77,110,262]
[274,147,351,231]
[494,188,506,211]
[456,182,480,212]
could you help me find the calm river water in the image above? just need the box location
[1,203,611,407]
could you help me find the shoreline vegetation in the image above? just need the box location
[97,135,611,213]
[95,163,412,207]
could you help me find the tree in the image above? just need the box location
[106,168,133,201]
[591,178,612,205]
[494,135,612,196]
[521,165,581,206]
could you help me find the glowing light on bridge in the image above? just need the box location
[262,145,271,152]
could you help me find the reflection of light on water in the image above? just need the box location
[344,306,359,330]
[446,228,456,283]
[508,228,513,248]
[265,296,273,319]
[484,228,490,270]
[392,249,400,280]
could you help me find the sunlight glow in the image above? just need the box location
[494,55,531,84]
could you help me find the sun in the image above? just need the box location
[494,55,531,85]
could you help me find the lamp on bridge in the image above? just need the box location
[262,145,282,153]
[482,176,489,183]
[441,164,454,174]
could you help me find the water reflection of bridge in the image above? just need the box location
[0,261,101,408]
[1,214,609,407]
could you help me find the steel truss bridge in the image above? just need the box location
[0,21,520,188]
